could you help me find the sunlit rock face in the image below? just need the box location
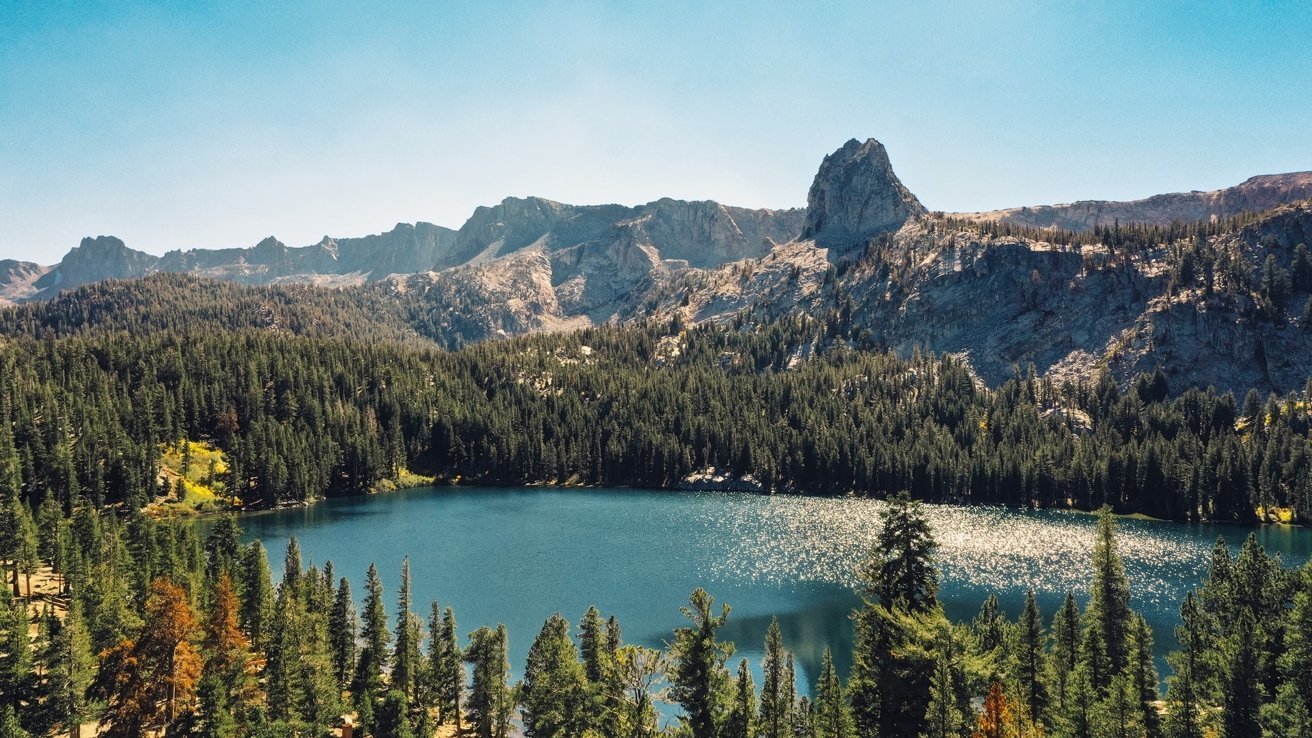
[958,171,1312,231]
[800,138,926,249]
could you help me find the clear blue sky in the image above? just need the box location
[2,1,1310,264]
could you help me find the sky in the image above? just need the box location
[2,1,1310,264]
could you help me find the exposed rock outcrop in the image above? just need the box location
[960,171,1312,231]
[800,138,926,249]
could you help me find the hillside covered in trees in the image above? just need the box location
[0,307,1311,523]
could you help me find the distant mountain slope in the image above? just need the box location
[957,171,1312,231]
[2,199,801,305]
[0,272,435,344]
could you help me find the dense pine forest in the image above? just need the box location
[1,497,1308,737]
[1,296,1311,522]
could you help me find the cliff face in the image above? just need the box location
[800,138,925,248]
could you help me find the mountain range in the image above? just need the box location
[4,139,1312,395]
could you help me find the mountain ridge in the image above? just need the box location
[4,138,1312,396]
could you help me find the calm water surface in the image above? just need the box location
[232,487,1312,700]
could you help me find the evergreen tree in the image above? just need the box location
[1014,590,1047,725]
[1126,615,1160,738]
[0,594,33,713]
[433,606,464,729]
[1095,671,1147,738]
[281,536,301,598]
[201,573,261,733]
[760,617,795,738]
[392,558,423,702]
[239,542,275,649]
[466,625,512,738]
[1165,593,1206,738]
[329,576,357,692]
[375,689,416,738]
[1089,507,1133,678]
[354,562,390,698]
[1061,661,1098,738]
[519,613,588,738]
[725,660,755,738]
[0,706,28,738]
[668,588,734,738]
[580,605,607,684]
[39,601,95,738]
[1221,612,1262,738]
[203,516,243,586]
[814,648,854,738]
[1269,564,1312,737]
[93,577,203,736]
[862,492,939,612]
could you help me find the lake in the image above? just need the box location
[231,486,1312,708]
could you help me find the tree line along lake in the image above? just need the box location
[220,486,1312,698]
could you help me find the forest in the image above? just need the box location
[0,496,1308,737]
[0,303,1311,523]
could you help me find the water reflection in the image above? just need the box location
[222,487,1312,695]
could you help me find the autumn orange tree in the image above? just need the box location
[973,682,1045,738]
[93,577,202,737]
[198,572,263,731]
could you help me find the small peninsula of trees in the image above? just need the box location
[1,498,1308,737]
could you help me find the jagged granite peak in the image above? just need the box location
[800,138,926,248]
[32,236,158,295]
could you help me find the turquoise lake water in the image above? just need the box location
[233,486,1312,706]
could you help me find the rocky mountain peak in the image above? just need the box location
[800,138,926,248]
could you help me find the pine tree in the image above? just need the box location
[200,573,261,733]
[203,516,242,586]
[974,682,1014,738]
[580,605,607,684]
[263,586,304,724]
[93,577,203,736]
[281,536,301,599]
[0,417,24,599]
[520,613,589,738]
[0,594,33,714]
[1061,662,1098,738]
[354,562,390,698]
[1221,612,1262,738]
[0,706,28,738]
[1014,590,1047,725]
[760,617,794,738]
[862,492,939,612]
[239,542,275,649]
[434,606,464,729]
[814,648,854,738]
[1089,506,1133,677]
[725,660,755,738]
[1268,564,1312,737]
[38,601,95,738]
[376,689,416,738]
[668,588,734,738]
[392,558,423,702]
[1165,593,1206,738]
[329,576,357,692]
[1126,615,1160,738]
[466,625,512,738]
[10,503,37,599]
[1096,671,1146,738]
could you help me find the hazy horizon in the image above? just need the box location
[4,2,1311,264]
